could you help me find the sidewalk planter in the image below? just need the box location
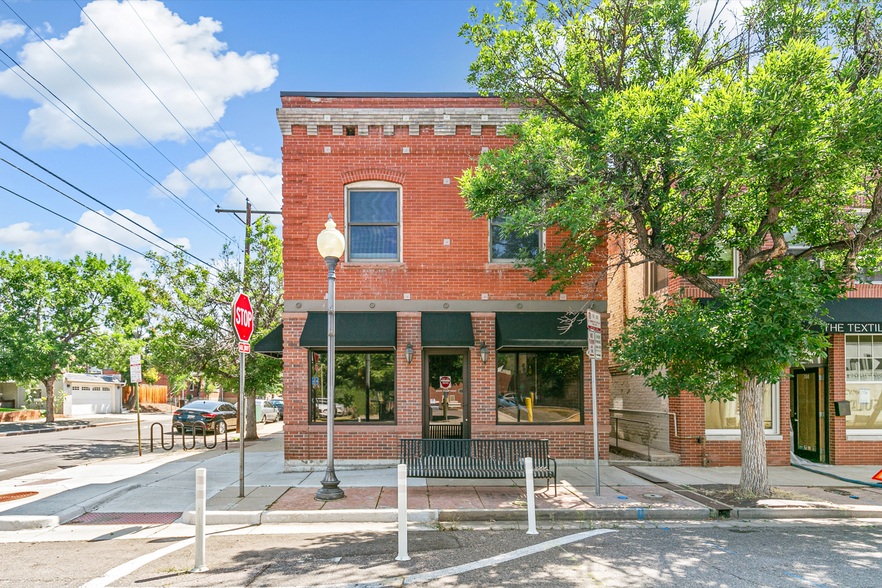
[0,410,42,422]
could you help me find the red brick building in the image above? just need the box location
[269,92,609,469]
[608,253,882,467]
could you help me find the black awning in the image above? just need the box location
[421,313,475,347]
[822,299,882,333]
[496,312,588,349]
[299,312,397,348]
[252,324,283,359]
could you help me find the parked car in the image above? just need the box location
[267,399,284,420]
[314,398,345,417]
[173,400,237,435]
[255,399,280,423]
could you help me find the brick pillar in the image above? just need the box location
[470,312,496,436]
[828,333,847,463]
[282,312,308,463]
[396,312,422,435]
[668,392,706,466]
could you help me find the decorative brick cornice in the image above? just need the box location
[276,107,522,137]
[341,168,406,185]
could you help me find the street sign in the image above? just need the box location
[312,376,319,387]
[586,330,602,360]
[238,342,251,354]
[232,293,254,342]
[586,309,601,332]
[873,469,882,482]
[129,354,142,383]
[440,376,451,389]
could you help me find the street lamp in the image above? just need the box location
[316,214,345,501]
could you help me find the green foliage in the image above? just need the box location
[0,252,149,421]
[612,259,847,400]
[148,218,284,433]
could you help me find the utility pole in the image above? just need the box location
[216,199,281,497]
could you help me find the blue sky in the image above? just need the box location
[0,0,496,276]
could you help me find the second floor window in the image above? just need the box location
[490,216,541,262]
[347,188,400,261]
[645,262,668,295]
[707,247,737,278]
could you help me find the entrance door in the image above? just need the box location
[791,367,828,463]
[422,350,469,439]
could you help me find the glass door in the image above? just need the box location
[422,350,469,439]
[792,368,827,462]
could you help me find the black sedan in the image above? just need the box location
[173,400,238,435]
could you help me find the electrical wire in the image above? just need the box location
[0,0,242,247]
[124,0,282,209]
[0,141,219,273]
[1,183,162,264]
[0,156,219,273]
[0,45,235,244]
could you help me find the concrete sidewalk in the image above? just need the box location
[2,427,881,531]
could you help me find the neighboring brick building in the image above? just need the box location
[269,92,609,469]
[607,244,882,467]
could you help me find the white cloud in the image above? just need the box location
[0,20,25,44]
[0,0,278,148]
[158,140,283,227]
[0,210,190,276]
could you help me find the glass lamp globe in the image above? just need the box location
[316,215,345,259]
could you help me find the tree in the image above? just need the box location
[0,252,149,422]
[149,217,283,439]
[459,0,882,495]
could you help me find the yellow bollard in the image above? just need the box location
[525,396,533,422]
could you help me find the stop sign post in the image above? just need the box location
[232,292,253,498]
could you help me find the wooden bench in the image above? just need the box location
[399,438,557,495]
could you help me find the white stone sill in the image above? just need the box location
[704,434,783,442]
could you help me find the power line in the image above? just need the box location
[0,156,219,273]
[1,183,159,263]
[0,0,242,246]
[124,0,282,209]
[0,44,236,244]
[0,140,220,273]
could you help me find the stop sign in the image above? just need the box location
[439,376,451,389]
[232,293,254,342]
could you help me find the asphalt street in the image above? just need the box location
[0,414,171,481]
[0,523,880,587]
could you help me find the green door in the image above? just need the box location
[791,368,828,463]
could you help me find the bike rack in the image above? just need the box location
[149,419,229,452]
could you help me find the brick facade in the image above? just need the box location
[278,93,609,468]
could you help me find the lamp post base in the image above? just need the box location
[315,469,345,501]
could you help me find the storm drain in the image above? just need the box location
[17,478,69,486]
[68,512,183,525]
[0,491,39,503]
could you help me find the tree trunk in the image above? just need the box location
[245,395,258,440]
[739,376,771,496]
[42,376,56,424]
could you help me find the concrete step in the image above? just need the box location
[610,439,680,465]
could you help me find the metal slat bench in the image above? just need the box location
[400,438,557,495]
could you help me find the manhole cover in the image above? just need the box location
[17,478,69,486]
[0,491,39,503]
[643,493,664,499]
[68,512,183,525]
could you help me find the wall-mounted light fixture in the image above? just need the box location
[405,343,414,364]
[479,342,489,364]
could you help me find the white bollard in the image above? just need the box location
[525,457,538,535]
[191,468,208,572]
[395,463,411,561]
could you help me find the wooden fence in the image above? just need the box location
[123,384,168,405]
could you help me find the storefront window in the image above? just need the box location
[845,335,882,430]
[496,350,582,424]
[309,351,395,423]
[705,384,777,433]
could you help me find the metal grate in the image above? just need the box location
[0,491,39,503]
[67,512,183,525]
[17,478,69,486]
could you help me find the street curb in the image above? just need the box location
[0,421,131,438]
[440,508,715,522]
[54,483,141,525]
[181,509,438,525]
[0,515,60,531]
[733,507,882,519]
